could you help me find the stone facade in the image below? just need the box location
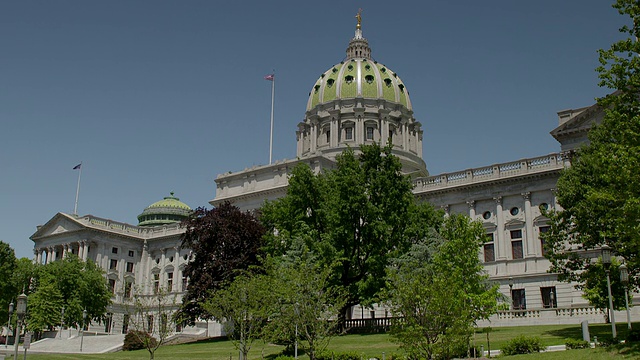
[30,17,638,336]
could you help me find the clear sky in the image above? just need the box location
[0,1,626,258]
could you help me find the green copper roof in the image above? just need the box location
[137,192,192,227]
[306,59,412,112]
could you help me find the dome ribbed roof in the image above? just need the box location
[306,60,412,112]
[137,192,192,227]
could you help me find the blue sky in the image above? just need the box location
[0,1,626,258]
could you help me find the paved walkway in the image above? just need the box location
[0,334,125,355]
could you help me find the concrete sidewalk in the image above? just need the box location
[0,334,125,355]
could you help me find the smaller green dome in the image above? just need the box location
[137,192,192,227]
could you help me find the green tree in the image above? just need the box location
[263,250,346,360]
[26,255,111,332]
[261,143,437,324]
[0,241,17,325]
[580,257,627,320]
[203,273,272,360]
[179,202,265,325]
[544,0,640,291]
[385,215,500,360]
[124,287,177,360]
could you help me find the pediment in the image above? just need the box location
[550,103,604,138]
[504,218,525,228]
[30,213,85,240]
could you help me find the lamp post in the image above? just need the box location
[59,306,65,339]
[6,301,13,348]
[13,292,27,360]
[80,309,87,352]
[508,277,514,310]
[294,303,299,360]
[620,264,632,330]
[602,245,617,339]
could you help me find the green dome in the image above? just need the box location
[306,59,412,112]
[137,192,192,227]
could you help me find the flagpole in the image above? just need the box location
[269,72,275,165]
[74,162,82,215]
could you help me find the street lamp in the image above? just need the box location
[508,277,514,310]
[6,301,13,348]
[294,303,299,360]
[59,306,65,339]
[620,264,631,330]
[13,292,27,360]
[80,309,87,352]
[601,244,617,339]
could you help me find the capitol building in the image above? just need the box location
[30,17,632,336]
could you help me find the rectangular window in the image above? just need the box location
[541,286,557,308]
[483,243,495,262]
[511,289,526,310]
[112,247,118,254]
[110,259,118,270]
[539,226,551,256]
[182,276,188,292]
[122,314,130,334]
[147,315,154,333]
[153,274,160,294]
[512,240,523,259]
[108,279,116,294]
[326,130,330,144]
[388,129,393,142]
[345,127,353,140]
[510,229,522,239]
[366,126,374,140]
[167,272,173,292]
[124,281,132,298]
[128,250,135,257]
[126,262,134,273]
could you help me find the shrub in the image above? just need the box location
[501,335,544,356]
[316,351,362,360]
[273,356,296,360]
[565,338,590,349]
[123,330,157,351]
[595,336,619,347]
[626,328,640,342]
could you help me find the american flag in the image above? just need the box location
[264,74,274,81]
[73,163,82,170]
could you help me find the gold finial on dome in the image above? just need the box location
[356,8,362,30]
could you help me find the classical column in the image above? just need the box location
[467,200,476,219]
[36,249,42,264]
[494,197,505,260]
[50,246,57,262]
[141,240,150,294]
[160,248,167,287]
[402,123,409,151]
[81,241,88,261]
[522,192,535,257]
[310,123,317,153]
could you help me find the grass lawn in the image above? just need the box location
[14,322,640,360]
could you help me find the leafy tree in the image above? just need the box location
[0,241,17,325]
[261,143,437,325]
[124,287,177,360]
[580,257,627,321]
[385,215,500,360]
[203,273,272,360]
[263,251,346,360]
[26,255,111,332]
[179,202,265,325]
[544,0,640,291]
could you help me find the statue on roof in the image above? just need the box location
[356,8,362,30]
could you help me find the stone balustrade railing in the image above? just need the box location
[413,153,566,192]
